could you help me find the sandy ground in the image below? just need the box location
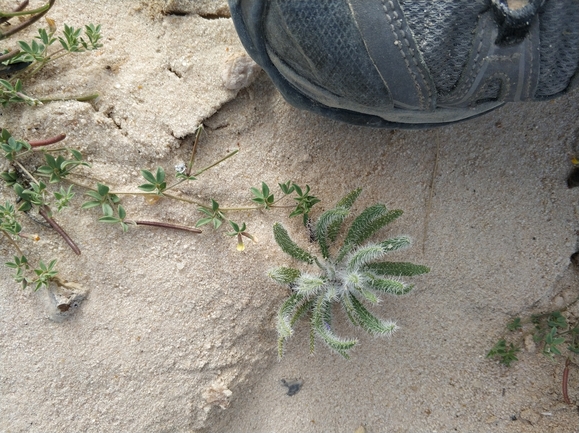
[1,1,579,432]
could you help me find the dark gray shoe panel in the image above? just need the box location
[536,1,579,98]
[228,0,579,129]
[264,0,394,112]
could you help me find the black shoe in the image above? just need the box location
[229,0,579,128]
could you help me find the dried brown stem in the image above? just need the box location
[130,220,202,234]
[29,133,66,147]
[0,48,20,62]
[38,205,81,255]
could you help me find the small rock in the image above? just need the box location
[519,408,540,425]
[43,279,88,322]
[221,54,261,91]
[281,378,303,396]
[354,425,366,433]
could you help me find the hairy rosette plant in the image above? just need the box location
[269,188,429,358]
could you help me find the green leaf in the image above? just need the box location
[273,223,315,264]
[362,261,430,276]
[141,169,156,184]
[276,292,308,357]
[137,184,156,193]
[311,294,357,358]
[98,216,120,223]
[487,339,520,367]
[335,187,362,210]
[155,166,165,183]
[195,217,215,227]
[507,318,522,331]
[81,201,100,209]
[97,183,109,196]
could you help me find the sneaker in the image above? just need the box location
[228,0,579,128]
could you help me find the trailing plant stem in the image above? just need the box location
[38,206,80,255]
[1,229,23,255]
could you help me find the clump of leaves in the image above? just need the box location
[0,0,102,106]
[487,339,520,367]
[488,309,579,367]
[269,188,429,358]
[487,305,579,404]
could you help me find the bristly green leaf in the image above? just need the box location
[294,273,325,296]
[338,206,403,260]
[327,188,362,241]
[346,244,386,272]
[316,207,349,259]
[344,293,398,336]
[273,223,315,264]
[276,292,306,357]
[335,187,362,209]
[362,261,430,277]
[312,294,357,358]
[365,274,413,295]
[269,267,301,285]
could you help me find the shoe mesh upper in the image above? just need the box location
[536,1,579,98]
[398,0,489,95]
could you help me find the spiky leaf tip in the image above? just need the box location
[379,235,411,252]
[363,261,430,277]
[336,187,362,209]
[268,267,301,285]
[273,222,315,264]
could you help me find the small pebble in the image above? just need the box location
[281,378,303,396]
